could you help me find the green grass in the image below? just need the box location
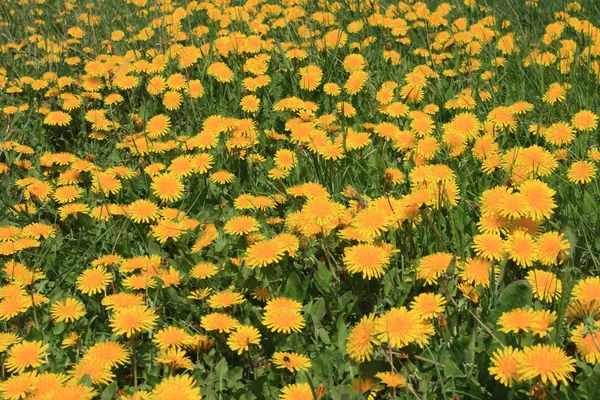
[1,0,600,399]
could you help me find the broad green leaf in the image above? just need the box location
[498,280,532,312]
[284,271,306,302]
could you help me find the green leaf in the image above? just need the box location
[78,374,93,387]
[576,363,600,399]
[318,327,331,344]
[498,280,532,312]
[53,322,65,335]
[101,381,118,400]
[284,272,306,302]
[336,315,349,353]
[215,357,229,392]
[330,385,360,400]
[564,224,578,260]
[26,327,43,342]
[442,355,464,378]
[309,298,326,328]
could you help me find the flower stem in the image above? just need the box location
[132,335,138,388]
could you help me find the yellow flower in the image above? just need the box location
[77,267,112,295]
[374,307,433,349]
[224,216,259,235]
[517,344,576,386]
[272,352,312,371]
[346,314,379,363]
[6,340,49,373]
[201,312,239,333]
[153,326,195,350]
[0,372,38,400]
[497,308,533,334]
[262,297,305,334]
[151,375,202,400]
[488,346,521,387]
[110,305,158,337]
[70,357,115,385]
[156,348,194,370]
[226,325,261,354]
[151,173,184,202]
[280,383,313,400]
[50,297,86,323]
[85,341,130,367]
[207,290,245,309]
[416,252,455,285]
[343,243,393,280]
[410,292,446,320]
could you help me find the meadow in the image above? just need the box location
[1,0,600,398]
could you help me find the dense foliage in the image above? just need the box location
[1,0,600,399]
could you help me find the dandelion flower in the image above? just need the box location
[102,292,145,311]
[526,270,562,301]
[376,371,406,388]
[0,372,37,400]
[374,307,433,349]
[571,324,600,364]
[110,305,158,337]
[156,348,194,370]
[298,65,323,91]
[209,170,235,185]
[517,344,576,386]
[127,199,160,223]
[280,383,313,400]
[0,332,21,352]
[497,308,533,334]
[207,290,245,309]
[163,90,182,111]
[44,111,72,126]
[6,340,49,373]
[85,341,130,367]
[410,292,446,320]
[240,95,260,112]
[201,312,239,333]
[544,122,575,146]
[70,357,114,385]
[272,352,312,371]
[146,114,171,138]
[151,375,202,400]
[244,239,286,269]
[572,110,598,131]
[262,297,305,334]
[459,257,497,288]
[50,297,86,323]
[529,309,557,337]
[190,262,218,279]
[572,277,600,304]
[77,267,112,295]
[224,216,259,235]
[416,252,454,285]
[488,346,521,387]
[151,173,184,202]
[153,326,194,350]
[567,161,596,184]
[227,325,261,354]
[504,230,536,267]
[343,243,392,280]
[0,296,30,320]
[346,314,379,363]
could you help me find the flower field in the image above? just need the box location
[1,0,600,398]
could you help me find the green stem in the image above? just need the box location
[132,335,138,388]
